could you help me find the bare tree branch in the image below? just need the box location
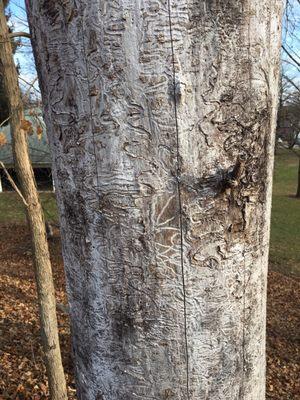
[19,76,39,98]
[283,74,300,93]
[0,161,28,206]
[0,115,10,127]
[282,58,300,73]
[9,31,30,39]
[282,44,300,68]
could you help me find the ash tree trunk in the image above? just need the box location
[26,1,282,399]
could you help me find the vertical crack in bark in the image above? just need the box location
[167,1,190,398]
[241,250,246,398]
[79,5,101,205]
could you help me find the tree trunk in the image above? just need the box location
[26,1,283,399]
[296,157,300,198]
[0,2,67,399]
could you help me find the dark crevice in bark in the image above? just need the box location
[167,1,190,398]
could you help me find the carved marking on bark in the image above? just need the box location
[167,0,189,397]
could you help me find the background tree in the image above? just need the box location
[0,0,18,123]
[27,1,283,399]
[0,1,67,399]
[277,0,300,197]
[277,86,300,148]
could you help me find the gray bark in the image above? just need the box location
[26,1,282,399]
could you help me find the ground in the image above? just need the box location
[266,271,300,399]
[0,225,76,400]
[0,150,299,399]
[270,148,300,276]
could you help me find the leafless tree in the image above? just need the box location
[278,0,300,198]
[0,1,67,398]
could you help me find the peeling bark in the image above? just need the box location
[26,1,282,399]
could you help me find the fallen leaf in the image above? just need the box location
[36,125,43,140]
[20,119,33,135]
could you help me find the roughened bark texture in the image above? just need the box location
[0,2,67,399]
[26,1,282,399]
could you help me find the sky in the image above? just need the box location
[7,0,39,99]
[282,0,300,87]
[6,0,300,101]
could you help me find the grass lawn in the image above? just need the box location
[0,150,299,275]
[0,191,58,224]
[270,148,300,276]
